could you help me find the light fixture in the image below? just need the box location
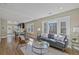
[48,9,53,15]
[48,11,52,14]
[37,28,41,32]
[37,28,41,36]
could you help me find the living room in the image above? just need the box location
[21,8,79,55]
[0,3,79,55]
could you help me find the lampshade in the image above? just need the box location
[37,28,41,31]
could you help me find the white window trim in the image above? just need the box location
[42,21,49,34]
[48,20,58,34]
[27,23,34,33]
[58,16,70,36]
[42,16,70,35]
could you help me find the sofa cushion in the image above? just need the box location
[57,35,65,42]
[50,39,56,42]
[57,41,65,45]
[54,34,58,39]
[48,33,54,39]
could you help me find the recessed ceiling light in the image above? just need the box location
[48,11,52,14]
[48,9,52,14]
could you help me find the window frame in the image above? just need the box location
[27,23,34,33]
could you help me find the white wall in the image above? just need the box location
[0,19,1,42]
[1,18,7,38]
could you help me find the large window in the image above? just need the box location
[42,16,70,35]
[49,23,57,34]
[44,22,48,33]
[27,24,34,33]
[61,22,66,34]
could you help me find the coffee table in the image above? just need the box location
[32,41,49,55]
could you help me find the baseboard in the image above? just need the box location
[67,45,72,50]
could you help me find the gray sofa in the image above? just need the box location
[38,33,68,50]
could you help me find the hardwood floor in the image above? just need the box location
[0,37,79,55]
[0,38,24,55]
[65,48,79,55]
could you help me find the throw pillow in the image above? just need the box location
[57,35,65,42]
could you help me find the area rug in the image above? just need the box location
[20,44,68,55]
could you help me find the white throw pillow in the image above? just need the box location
[57,35,65,42]
[54,34,58,39]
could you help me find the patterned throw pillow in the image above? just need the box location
[54,34,58,40]
[57,35,65,42]
[48,33,54,39]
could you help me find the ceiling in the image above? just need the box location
[0,3,79,24]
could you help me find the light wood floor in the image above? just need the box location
[0,38,24,55]
[65,48,79,55]
[0,37,79,55]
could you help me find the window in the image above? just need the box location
[30,24,34,32]
[27,24,34,33]
[42,16,70,36]
[60,22,66,34]
[49,23,57,34]
[44,22,48,33]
